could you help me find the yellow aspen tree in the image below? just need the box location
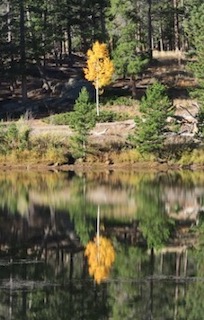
[84,41,114,116]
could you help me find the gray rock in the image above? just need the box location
[60,78,95,101]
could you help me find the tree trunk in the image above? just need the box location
[96,76,99,116]
[173,0,180,50]
[19,0,27,101]
[130,75,137,98]
[159,24,164,51]
[67,23,72,55]
[147,0,153,60]
[42,6,48,66]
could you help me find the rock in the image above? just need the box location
[60,78,95,101]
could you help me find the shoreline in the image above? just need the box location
[0,161,203,172]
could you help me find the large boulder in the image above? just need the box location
[59,78,95,101]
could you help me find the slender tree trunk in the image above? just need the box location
[97,205,100,246]
[7,2,11,43]
[159,24,164,51]
[147,0,153,60]
[130,75,137,98]
[20,0,27,101]
[173,0,180,50]
[67,23,72,55]
[42,6,48,66]
[7,2,17,95]
[96,76,99,116]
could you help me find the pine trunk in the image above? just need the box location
[20,0,27,101]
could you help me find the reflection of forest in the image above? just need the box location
[0,170,203,250]
[0,169,204,318]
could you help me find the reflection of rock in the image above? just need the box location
[87,186,136,217]
[164,186,204,222]
[87,186,130,204]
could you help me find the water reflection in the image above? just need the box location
[85,206,115,284]
[0,170,203,319]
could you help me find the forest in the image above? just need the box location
[0,0,204,166]
[0,0,202,99]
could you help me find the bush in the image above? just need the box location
[47,112,72,125]
[96,110,129,122]
[101,96,135,107]
[0,121,30,154]
[45,107,130,125]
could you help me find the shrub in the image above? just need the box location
[96,110,129,122]
[46,112,72,125]
[0,121,30,154]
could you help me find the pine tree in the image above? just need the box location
[184,3,204,137]
[113,24,149,98]
[133,81,173,155]
[69,87,96,158]
[84,41,114,116]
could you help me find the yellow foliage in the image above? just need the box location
[84,41,114,89]
[85,236,115,284]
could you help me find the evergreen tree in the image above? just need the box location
[113,24,149,98]
[184,3,204,137]
[133,81,173,155]
[69,87,96,158]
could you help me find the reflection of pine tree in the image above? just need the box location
[136,181,174,249]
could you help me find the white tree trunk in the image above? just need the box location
[96,78,99,116]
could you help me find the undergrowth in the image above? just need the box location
[0,118,203,167]
[45,109,130,125]
[178,148,204,166]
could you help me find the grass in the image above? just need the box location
[110,149,156,164]
[178,148,204,166]
[0,121,70,165]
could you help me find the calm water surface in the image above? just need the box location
[0,169,204,319]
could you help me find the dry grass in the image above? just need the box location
[110,149,156,164]
[179,149,204,166]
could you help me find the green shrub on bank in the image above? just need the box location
[101,96,135,107]
[0,121,30,154]
[48,112,72,125]
[96,110,129,122]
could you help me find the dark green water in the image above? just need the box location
[0,169,204,319]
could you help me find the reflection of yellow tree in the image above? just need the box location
[85,236,115,284]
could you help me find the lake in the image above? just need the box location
[0,169,204,319]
